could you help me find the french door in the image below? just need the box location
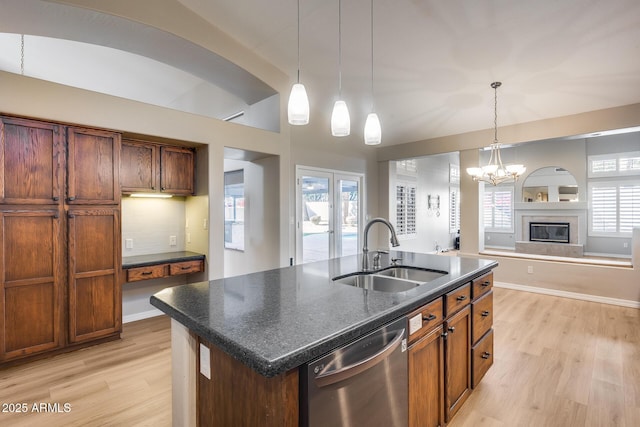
[296,167,363,264]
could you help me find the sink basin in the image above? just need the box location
[333,266,448,293]
[376,267,446,283]
[334,273,421,293]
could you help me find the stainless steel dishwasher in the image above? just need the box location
[302,316,408,427]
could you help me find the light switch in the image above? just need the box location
[199,343,211,379]
[125,239,133,249]
[203,218,208,230]
[169,235,177,246]
[187,233,191,243]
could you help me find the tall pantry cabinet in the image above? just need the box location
[0,117,122,362]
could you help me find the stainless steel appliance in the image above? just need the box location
[302,317,408,427]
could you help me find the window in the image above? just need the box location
[483,186,513,232]
[589,181,640,236]
[224,170,244,250]
[589,151,640,178]
[396,181,417,239]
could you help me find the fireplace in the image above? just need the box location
[529,222,570,244]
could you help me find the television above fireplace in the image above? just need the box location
[529,222,570,244]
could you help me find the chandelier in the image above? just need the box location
[466,82,525,185]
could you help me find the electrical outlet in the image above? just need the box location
[623,242,629,248]
[125,239,133,249]
[169,235,177,246]
[527,265,533,274]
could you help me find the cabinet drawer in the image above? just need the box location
[444,283,471,317]
[472,272,493,300]
[471,329,494,389]
[407,297,443,344]
[126,264,168,282]
[472,291,493,344]
[169,260,203,276]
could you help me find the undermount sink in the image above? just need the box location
[332,266,448,293]
[376,266,446,283]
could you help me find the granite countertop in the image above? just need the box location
[150,251,497,377]
[123,251,205,269]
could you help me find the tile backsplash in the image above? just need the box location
[121,197,186,256]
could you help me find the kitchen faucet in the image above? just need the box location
[362,217,400,271]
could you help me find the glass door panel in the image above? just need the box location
[301,174,332,263]
[336,178,359,257]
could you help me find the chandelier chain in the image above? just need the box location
[493,82,499,144]
[20,35,25,76]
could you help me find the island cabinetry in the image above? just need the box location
[67,127,121,205]
[0,117,65,205]
[0,208,63,361]
[197,337,299,427]
[67,207,121,343]
[471,272,494,388]
[444,304,471,421]
[120,139,195,196]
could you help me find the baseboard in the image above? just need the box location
[123,308,165,324]
[494,281,640,309]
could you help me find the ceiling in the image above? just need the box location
[2,0,640,146]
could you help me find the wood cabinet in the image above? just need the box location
[409,325,444,427]
[0,117,64,205]
[125,259,204,283]
[471,272,494,388]
[67,127,121,205]
[68,208,121,343]
[0,208,63,361]
[444,305,471,421]
[121,140,194,196]
[0,116,123,365]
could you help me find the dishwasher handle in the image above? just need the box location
[314,328,405,388]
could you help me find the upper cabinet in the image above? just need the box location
[67,127,121,205]
[0,117,65,205]
[121,139,195,196]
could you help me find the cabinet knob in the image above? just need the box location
[423,314,437,322]
[456,295,467,301]
[68,213,75,218]
[448,326,455,333]
[52,196,59,202]
[161,187,166,191]
[68,196,76,201]
[481,310,490,317]
[482,281,491,287]
[481,351,491,359]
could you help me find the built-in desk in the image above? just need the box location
[123,251,205,283]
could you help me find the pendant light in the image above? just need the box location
[364,0,381,145]
[466,82,526,185]
[287,0,310,125]
[331,0,350,137]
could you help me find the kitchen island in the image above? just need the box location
[151,251,497,426]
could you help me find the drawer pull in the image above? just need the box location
[53,196,60,201]
[456,295,467,301]
[181,266,191,270]
[423,314,437,322]
[448,326,455,333]
[481,310,490,317]
[141,271,153,275]
[482,281,491,287]
[481,351,491,359]
[68,196,76,201]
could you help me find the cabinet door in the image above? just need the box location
[160,146,194,195]
[0,117,64,205]
[67,127,121,204]
[120,141,157,193]
[0,209,62,361]
[68,207,121,343]
[445,305,471,422]
[409,325,444,427]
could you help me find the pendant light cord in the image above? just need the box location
[338,0,342,96]
[370,0,375,111]
[20,34,25,75]
[296,0,301,84]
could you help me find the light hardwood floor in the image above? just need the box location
[0,315,172,427]
[1,288,638,427]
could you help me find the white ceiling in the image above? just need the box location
[2,0,640,146]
